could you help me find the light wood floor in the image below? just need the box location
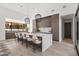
[63,38,73,44]
[0,39,77,56]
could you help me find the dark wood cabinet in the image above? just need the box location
[34,14,59,41]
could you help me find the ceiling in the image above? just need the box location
[61,14,73,19]
[0,3,78,19]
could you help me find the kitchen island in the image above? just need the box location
[16,32,53,52]
[33,32,53,52]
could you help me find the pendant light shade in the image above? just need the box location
[35,14,42,19]
[25,17,30,24]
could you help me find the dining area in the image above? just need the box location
[15,32,42,52]
[15,32,53,52]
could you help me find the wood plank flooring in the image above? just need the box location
[0,39,77,56]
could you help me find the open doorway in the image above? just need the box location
[61,14,73,44]
[64,22,71,38]
[64,22,72,44]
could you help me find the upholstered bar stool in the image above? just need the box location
[27,35,33,47]
[32,35,42,52]
[15,33,19,42]
[18,33,23,44]
[23,34,28,47]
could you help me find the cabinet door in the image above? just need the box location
[51,14,59,41]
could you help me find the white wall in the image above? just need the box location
[73,14,77,45]
[59,15,62,42]
[0,17,5,40]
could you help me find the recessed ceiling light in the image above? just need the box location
[51,9,55,12]
[62,5,67,8]
[20,5,23,7]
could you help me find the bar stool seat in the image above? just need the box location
[19,36,23,39]
[27,35,33,41]
[23,34,27,42]
[23,36,27,40]
[33,39,42,44]
[27,38,32,41]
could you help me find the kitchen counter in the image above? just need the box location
[34,32,53,52]
[17,32,53,52]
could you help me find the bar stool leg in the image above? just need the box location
[32,44,37,53]
[22,39,23,45]
[25,40,28,48]
[17,38,19,42]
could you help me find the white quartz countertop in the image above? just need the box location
[34,32,52,34]
[28,32,52,37]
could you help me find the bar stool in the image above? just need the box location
[27,35,33,47]
[23,34,28,47]
[15,33,19,42]
[18,33,23,44]
[32,35,42,52]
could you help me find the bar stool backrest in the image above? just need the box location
[23,34,27,39]
[19,33,23,38]
[37,36,42,41]
[17,33,20,36]
[24,34,26,37]
[33,36,42,44]
[15,33,19,38]
[26,34,29,37]
[33,35,38,39]
[29,35,33,38]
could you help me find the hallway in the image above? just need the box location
[63,38,73,44]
